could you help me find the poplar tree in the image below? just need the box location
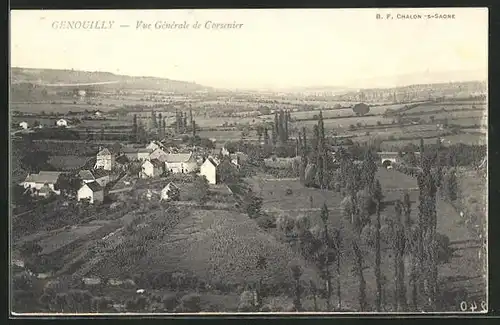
[263,127,270,146]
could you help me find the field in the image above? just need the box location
[138,208,321,285]
[48,155,92,171]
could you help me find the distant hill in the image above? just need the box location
[10,67,213,101]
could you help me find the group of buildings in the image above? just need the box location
[19,140,246,205]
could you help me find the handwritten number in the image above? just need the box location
[469,301,477,312]
[460,301,467,311]
[481,301,487,312]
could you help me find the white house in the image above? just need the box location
[77,181,104,204]
[56,119,68,127]
[199,157,219,184]
[94,147,114,171]
[140,159,164,178]
[165,152,198,174]
[160,182,180,201]
[19,121,29,129]
[20,171,62,196]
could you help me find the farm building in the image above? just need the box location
[140,159,164,178]
[200,157,219,184]
[77,181,104,204]
[165,152,198,174]
[79,170,95,183]
[122,147,153,161]
[160,182,180,201]
[94,147,115,171]
[20,171,62,196]
[19,121,28,129]
[56,119,68,127]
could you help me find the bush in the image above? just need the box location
[256,215,276,229]
[176,293,202,312]
[285,188,293,195]
[238,291,256,311]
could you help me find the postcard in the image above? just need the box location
[9,8,488,315]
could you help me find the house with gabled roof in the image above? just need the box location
[140,159,164,178]
[20,171,62,196]
[77,181,104,204]
[94,147,114,171]
[165,152,198,174]
[149,147,169,162]
[122,147,153,161]
[199,156,219,184]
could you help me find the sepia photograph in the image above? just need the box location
[10,8,488,315]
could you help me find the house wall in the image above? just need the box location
[137,152,151,161]
[166,161,198,174]
[95,155,115,171]
[78,186,94,203]
[93,190,104,203]
[200,162,217,184]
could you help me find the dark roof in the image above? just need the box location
[115,155,129,164]
[85,181,102,192]
[149,159,164,168]
[93,169,109,179]
[79,170,95,181]
[206,157,219,167]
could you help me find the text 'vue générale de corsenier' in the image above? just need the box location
[50,20,244,30]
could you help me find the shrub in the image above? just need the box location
[162,293,180,312]
[176,293,202,312]
[285,188,293,195]
[256,215,276,229]
[238,291,256,311]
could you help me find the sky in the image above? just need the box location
[10,8,488,90]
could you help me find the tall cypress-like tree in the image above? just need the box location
[132,114,138,142]
[353,241,367,311]
[189,107,193,126]
[264,127,270,146]
[284,110,289,141]
[158,113,163,138]
[320,204,332,310]
[152,110,157,129]
[274,111,279,144]
[192,120,196,137]
[374,180,383,312]
[271,123,277,146]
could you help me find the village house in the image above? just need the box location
[140,159,164,178]
[122,147,153,161]
[165,152,198,174]
[160,182,180,201]
[56,119,68,127]
[199,157,219,184]
[77,181,104,204]
[94,147,115,171]
[19,121,28,129]
[20,171,62,196]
